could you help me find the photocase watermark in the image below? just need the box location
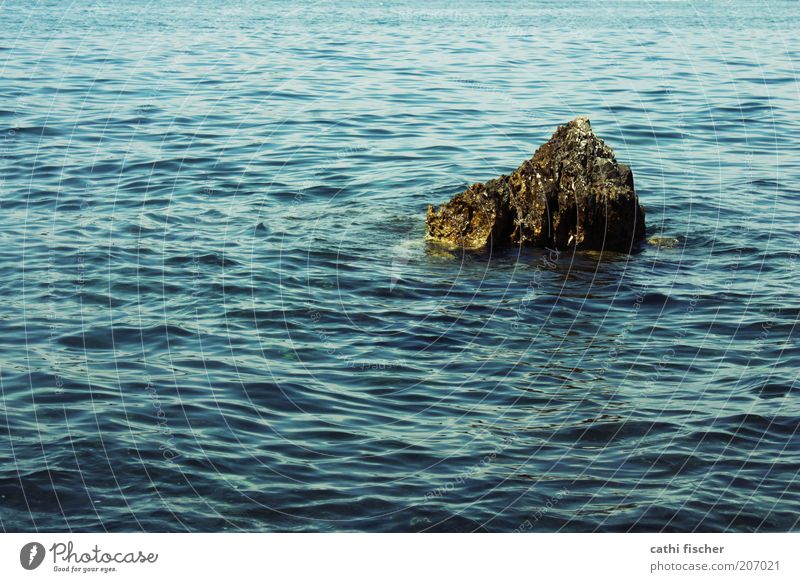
[342,357,407,371]
[648,289,701,386]
[306,306,406,372]
[307,307,340,358]
[295,141,372,204]
[389,238,416,292]
[145,377,180,463]
[451,77,538,120]
[19,540,158,573]
[743,232,800,367]
[75,196,90,295]
[596,282,648,382]
[20,542,46,570]
[424,432,518,501]
[390,8,533,38]
[46,241,65,396]
[512,488,571,532]
[511,247,561,331]
[190,178,215,300]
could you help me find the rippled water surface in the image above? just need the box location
[1,0,799,532]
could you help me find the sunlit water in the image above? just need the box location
[1,0,799,532]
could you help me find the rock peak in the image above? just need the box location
[570,116,592,133]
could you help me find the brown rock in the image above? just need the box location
[426,117,646,252]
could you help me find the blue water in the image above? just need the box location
[1,0,799,532]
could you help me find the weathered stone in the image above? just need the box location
[425,176,514,249]
[426,117,646,252]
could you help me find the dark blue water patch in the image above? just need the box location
[751,382,800,399]
[2,125,64,138]
[2,0,799,533]
[57,324,195,351]
[554,419,682,446]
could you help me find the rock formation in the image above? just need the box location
[426,117,646,252]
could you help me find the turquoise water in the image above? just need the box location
[1,0,799,531]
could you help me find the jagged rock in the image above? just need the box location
[425,176,514,249]
[426,117,646,252]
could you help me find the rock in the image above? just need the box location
[647,235,681,249]
[426,117,646,252]
[425,176,515,249]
